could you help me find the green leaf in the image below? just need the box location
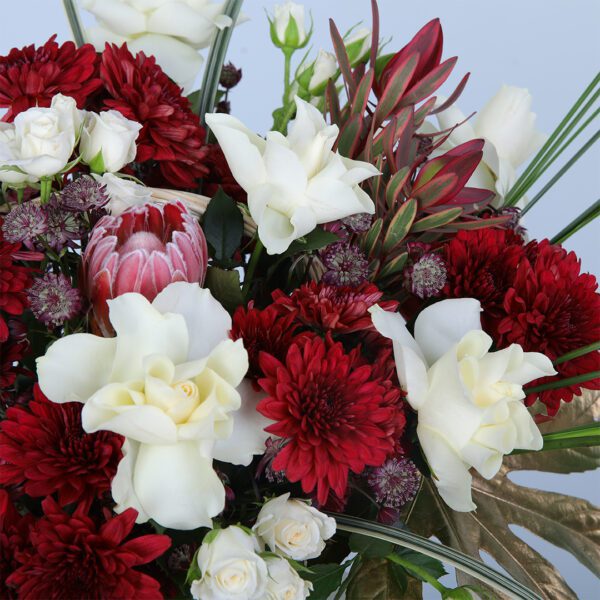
[362,218,383,257]
[394,548,447,579]
[411,207,463,233]
[352,69,374,116]
[201,188,243,261]
[385,167,411,209]
[306,563,347,599]
[346,558,407,600]
[442,586,475,600]
[374,54,419,127]
[349,533,394,558]
[378,252,408,280]
[204,267,244,313]
[382,198,417,252]
[282,227,339,259]
[337,114,364,157]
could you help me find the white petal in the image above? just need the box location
[111,439,150,523]
[213,379,272,466]
[80,0,146,36]
[205,112,266,191]
[132,441,225,529]
[508,401,543,451]
[205,339,249,388]
[418,425,476,512]
[414,298,483,366]
[503,348,556,385]
[108,293,189,381]
[435,102,477,146]
[85,25,129,49]
[306,177,373,223]
[152,282,231,361]
[36,334,116,404]
[263,133,308,192]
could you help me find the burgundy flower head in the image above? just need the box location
[99,44,209,189]
[273,282,398,335]
[0,35,101,121]
[0,385,123,507]
[6,497,171,600]
[258,336,406,504]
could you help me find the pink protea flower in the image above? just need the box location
[83,201,208,335]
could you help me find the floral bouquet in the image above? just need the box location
[1,1,598,598]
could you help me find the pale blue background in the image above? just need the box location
[2,0,599,596]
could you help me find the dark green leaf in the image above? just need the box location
[349,533,395,558]
[395,548,447,580]
[362,218,383,257]
[382,198,416,252]
[337,114,364,157]
[378,252,408,279]
[385,167,410,209]
[306,563,347,599]
[412,207,463,232]
[282,228,339,259]
[201,187,243,261]
[375,54,419,127]
[204,267,244,313]
[352,69,374,116]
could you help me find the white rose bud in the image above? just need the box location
[370,298,556,512]
[190,526,268,600]
[270,1,310,50]
[265,557,313,600]
[253,493,336,560]
[1,94,79,181]
[296,50,337,97]
[344,27,371,66]
[80,110,142,173]
[91,173,153,215]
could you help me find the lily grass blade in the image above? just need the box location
[551,199,600,244]
[331,513,542,600]
[526,370,600,394]
[62,0,86,47]
[197,0,244,126]
[554,341,600,365]
[504,73,600,207]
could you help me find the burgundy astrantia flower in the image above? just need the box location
[321,242,370,287]
[367,456,420,509]
[231,303,305,380]
[273,282,398,335]
[258,336,406,504]
[498,240,600,415]
[6,497,171,599]
[0,36,101,121]
[407,253,447,299]
[0,490,33,599]
[99,44,209,189]
[83,201,208,335]
[0,385,123,507]
[27,273,83,328]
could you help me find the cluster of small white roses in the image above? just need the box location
[190,493,336,600]
[0,93,141,187]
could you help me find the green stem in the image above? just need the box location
[554,341,600,365]
[242,239,264,296]
[511,424,600,454]
[62,0,86,47]
[39,179,52,204]
[550,199,600,244]
[387,553,447,594]
[521,130,600,215]
[283,49,293,105]
[525,370,600,394]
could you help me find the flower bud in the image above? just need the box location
[80,110,142,173]
[297,49,337,97]
[219,62,242,89]
[345,26,371,66]
[269,1,310,50]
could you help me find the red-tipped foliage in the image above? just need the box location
[0,385,123,507]
[99,44,209,189]
[257,336,406,504]
[0,36,101,121]
[6,498,170,600]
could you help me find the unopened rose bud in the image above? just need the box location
[345,26,371,66]
[269,1,311,50]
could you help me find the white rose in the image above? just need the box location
[191,526,268,600]
[205,97,379,255]
[36,282,269,530]
[81,0,234,93]
[370,298,556,512]
[92,173,153,215]
[253,493,336,560]
[0,94,79,181]
[80,110,142,173]
[271,1,309,49]
[344,27,371,66]
[264,557,312,600]
[308,50,337,96]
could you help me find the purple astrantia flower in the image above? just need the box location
[408,253,447,299]
[322,242,369,287]
[341,212,372,233]
[256,437,287,483]
[60,176,108,212]
[2,201,48,249]
[367,456,420,509]
[44,195,84,250]
[27,273,83,328]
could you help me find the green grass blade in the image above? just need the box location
[526,370,600,394]
[330,513,541,600]
[554,341,600,365]
[62,0,86,47]
[550,199,600,244]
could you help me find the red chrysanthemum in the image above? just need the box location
[498,240,600,414]
[273,282,398,334]
[202,144,247,203]
[6,497,170,600]
[0,223,35,340]
[0,320,30,391]
[258,336,406,504]
[0,385,123,507]
[0,490,33,599]
[443,228,526,333]
[231,302,306,380]
[0,35,101,121]
[99,44,209,189]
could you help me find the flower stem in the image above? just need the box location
[387,553,447,593]
[242,239,264,297]
[283,49,293,105]
[525,370,600,394]
[62,0,86,47]
[550,199,600,244]
[553,341,600,365]
[39,178,52,204]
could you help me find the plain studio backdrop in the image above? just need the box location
[2,0,599,596]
